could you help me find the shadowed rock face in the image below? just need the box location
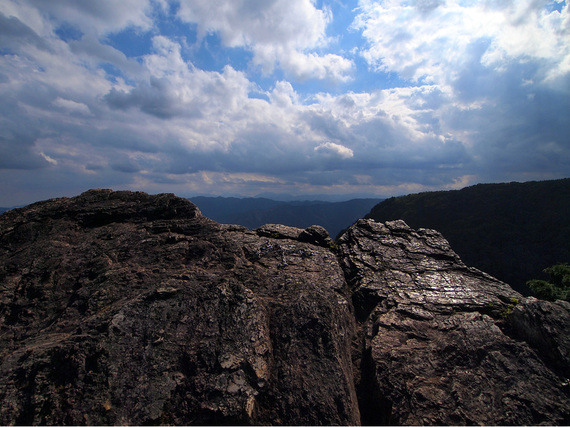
[0,190,568,425]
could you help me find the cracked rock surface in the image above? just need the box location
[338,219,570,425]
[0,190,569,425]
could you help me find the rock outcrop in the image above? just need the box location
[338,219,569,425]
[0,190,568,425]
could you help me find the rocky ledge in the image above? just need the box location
[0,189,568,425]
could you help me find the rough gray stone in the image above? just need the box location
[298,224,334,248]
[0,191,569,425]
[507,297,570,378]
[254,223,302,240]
[338,218,570,425]
[0,190,359,425]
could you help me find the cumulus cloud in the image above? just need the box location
[0,11,52,52]
[354,0,570,86]
[314,142,354,159]
[52,97,91,115]
[67,34,143,81]
[348,0,570,181]
[278,51,355,82]
[0,0,568,205]
[177,0,354,82]
[178,0,328,49]
[24,0,155,36]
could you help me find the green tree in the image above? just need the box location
[527,263,570,302]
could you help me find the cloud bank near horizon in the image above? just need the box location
[0,0,569,205]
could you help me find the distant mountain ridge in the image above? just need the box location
[189,196,382,238]
[366,178,570,295]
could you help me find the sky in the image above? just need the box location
[0,0,569,206]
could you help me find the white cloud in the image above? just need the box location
[177,0,329,48]
[177,0,354,82]
[104,36,255,124]
[279,51,354,82]
[52,97,91,115]
[315,142,354,159]
[0,0,569,205]
[25,0,155,36]
[0,1,53,38]
[355,0,570,86]
[39,151,58,165]
[269,81,300,108]
[2,0,470,197]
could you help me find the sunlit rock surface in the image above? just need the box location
[339,219,569,425]
[0,190,568,425]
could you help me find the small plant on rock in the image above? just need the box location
[501,298,520,320]
[527,263,570,302]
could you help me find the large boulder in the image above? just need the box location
[338,219,570,425]
[0,190,359,425]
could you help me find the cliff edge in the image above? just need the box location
[0,190,568,425]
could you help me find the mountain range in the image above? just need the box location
[189,196,382,239]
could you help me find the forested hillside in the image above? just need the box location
[367,179,570,295]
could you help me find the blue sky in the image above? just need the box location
[0,0,569,205]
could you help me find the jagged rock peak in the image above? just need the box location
[0,189,569,425]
